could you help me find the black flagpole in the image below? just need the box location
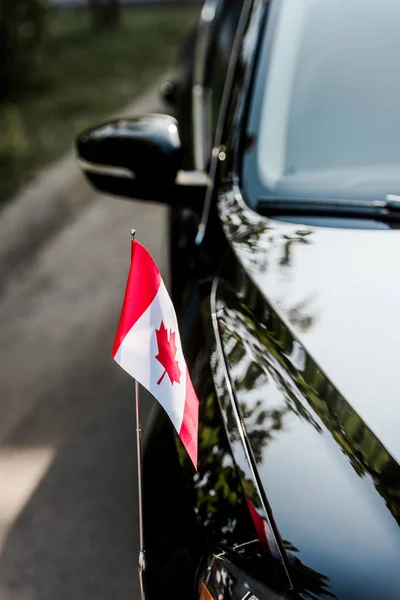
[131,228,146,600]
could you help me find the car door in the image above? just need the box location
[170,0,246,311]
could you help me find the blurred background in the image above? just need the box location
[0,1,199,598]
[0,0,198,202]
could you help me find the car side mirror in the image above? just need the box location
[76,114,206,210]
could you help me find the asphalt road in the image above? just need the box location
[0,186,169,599]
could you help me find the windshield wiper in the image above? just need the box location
[257,196,400,222]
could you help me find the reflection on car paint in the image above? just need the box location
[212,188,400,599]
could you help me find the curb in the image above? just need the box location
[0,79,165,284]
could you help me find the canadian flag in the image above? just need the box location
[112,240,199,468]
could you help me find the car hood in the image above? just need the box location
[217,193,400,599]
[220,196,400,464]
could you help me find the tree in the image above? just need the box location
[0,0,47,99]
[89,0,120,31]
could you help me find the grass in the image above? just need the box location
[0,6,199,203]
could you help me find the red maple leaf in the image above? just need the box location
[155,322,181,385]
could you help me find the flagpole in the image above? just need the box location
[131,229,146,600]
[136,379,146,600]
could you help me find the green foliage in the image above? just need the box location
[0,105,28,167]
[89,0,120,30]
[0,0,47,98]
[0,6,199,203]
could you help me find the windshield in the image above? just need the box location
[243,0,400,208]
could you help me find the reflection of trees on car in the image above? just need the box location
[288,549,338,600]
[219,300,322,437]
[218,190,314,279]
[218,191,400,525]
[187,380,336,599]
[219,265,400,528]
[191,391,251,545]
[279,230,313,267]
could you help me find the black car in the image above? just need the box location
[76,0,400,599]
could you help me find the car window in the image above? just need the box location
[243,0,400,208]
[203,0,244,156]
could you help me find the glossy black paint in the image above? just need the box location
[215,196,400,599]
[142,405,203,600]
[198,550,288,600]
[75,0,400,598]
[77,114,182,183]
[76,114,206,209]
[163,0,400,595]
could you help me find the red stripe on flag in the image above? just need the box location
[179,368,199,469]
[112,240,161,357]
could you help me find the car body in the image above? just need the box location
[76,1,400,599]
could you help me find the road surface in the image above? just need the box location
[0,185,169,599]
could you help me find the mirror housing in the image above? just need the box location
[76,114,205,210]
